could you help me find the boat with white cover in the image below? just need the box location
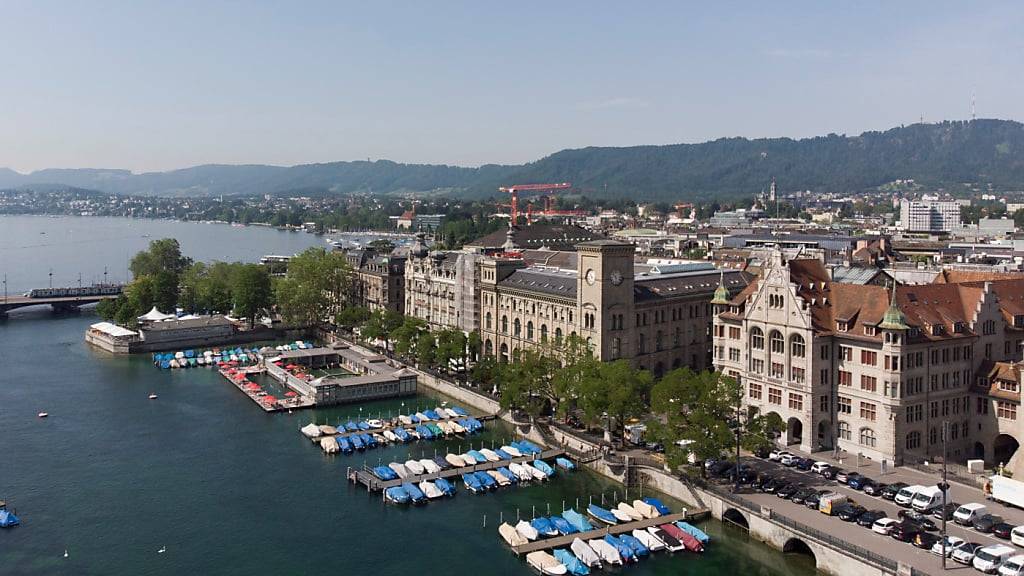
[522,462,547,481]
[479,448,501,462]
[446,454,466,467]
[419,459,441,474]
[404,460,426,475]
[383,430,399,442]
[488,470,510,486]
[509,462,533,481]
[388,462,409,478]
[301,423,322,438]
[632,499,658,519]
[419,480,444,499]
[616,502,643,521]
[570,538,602,568]
[445,408,460,418]
[588,539,622,565]
[499,522,528,546]
[526,551,568,575]
[632,529,665,551]
[501,445,523,457]
[611,508,632,523]
[398,415,413,425]
[516,519,539,541]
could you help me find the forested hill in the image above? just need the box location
[3,119,1023,200]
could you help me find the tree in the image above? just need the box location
[151,270,179,313]
[415,331,437,367]
[435,329,467,373]
[274,247,352,325]
[498,347,560,418]
[647,368,742,469]
[368,239,396,254]
[231,264,273,325]
[392,317,427,358]
[551,335,601,420]
[336,306,371,329]
[129,238,191,279]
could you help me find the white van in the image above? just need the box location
[912,486,950,512]
[975,545,1016,574]
[895,484,925,507]
[1011,526,1024,548]
[999,555,1024,576]
[954,503,988,526]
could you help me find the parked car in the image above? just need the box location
[975,514,1006,533]
[805,490,831,509]
[872,517,900,535]
[791,488,817,505]
[890,521,922,542]
[898,509,937,531]
[837,503,868,522]
[955,503,989,526]
[932,502,960,521]
[777,483,803,499]
[709,461,733,477]
[994,523,1016,540]
[913,532,940,550]
[821,467,842,481]
[857,510,887,528]
[862,481,887,497]
[769,449,791,461]
[930,535,967,556]
[763,477,784,494]
[810,461,832,475]
[752,474,773,491]
[795,457,814,471]
[951,542,985,565]
[881,482,909,501]
[1010,525,1024,548]
[847,475,872,490]
[998,554,1024,576]
[973,544,1017,573]
[780,453,799,467]
[837,470,860,485]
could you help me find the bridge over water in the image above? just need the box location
[0,289,122,318]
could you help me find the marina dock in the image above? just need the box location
[348,448,567,491]
[510,511,705,555]
[219,367,315,412]
[306,413,497,443]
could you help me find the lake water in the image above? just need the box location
[0,215,815,575]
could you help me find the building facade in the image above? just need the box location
[403,232,482,332]
[900,199,962,233]
[343,248,406,314]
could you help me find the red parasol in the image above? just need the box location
[284,391,298,397]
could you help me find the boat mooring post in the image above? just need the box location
[482,514,486,528]
[562,500,565,512]
[546,503,550,515]
[500,511,503,524]
[532,505,535,519]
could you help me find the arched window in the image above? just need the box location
[555,328,563,344]
[484,339,493,357]
[485,312,492,330]
[514,318,521,337]
[838,421,851,440]
[906,431,921,450]
[527,321,534,340]
[655,331,663,351]
[791,334,805,358]
[499,343,509,363]
[540,324,548,342]
[859,428,876,447]
[501,315,508,333]
[751,327,764,350]
[770,331,784,354]
[638,333,647,354]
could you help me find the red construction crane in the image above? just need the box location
[499,183,572,225]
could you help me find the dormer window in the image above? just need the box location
[864,325,877,336]
[953,322,965,334]
[837,321,849,332]
[1015,315,1024,328]
[931,324,945,336]
[908,326,920,337]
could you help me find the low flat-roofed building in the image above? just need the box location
[138,315,236,346]
[267,345,417,406]
[85,321,140,353]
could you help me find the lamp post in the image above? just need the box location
[940,420,950,570]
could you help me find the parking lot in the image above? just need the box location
[711,448,1024,574]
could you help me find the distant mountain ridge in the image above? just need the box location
[4,119,1023,200]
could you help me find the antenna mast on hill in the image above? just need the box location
[971,90,977,121]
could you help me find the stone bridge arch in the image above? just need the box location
[722,507,749,530]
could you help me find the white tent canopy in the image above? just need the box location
[138,307,175,322]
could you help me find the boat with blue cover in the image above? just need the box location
[373,466,398,480]
[434,477,456,496]
[360,433,376,447]
[357,421,370,430]
[562,509,594,532]
[674,521,710,544]
[425,423,443,436]
[350,434,364,450]
[393,428,411,442]
[495,448,514,460]
[409,413,420,423]
[462,473,483,493]
[415,425,433,439]
[643,497,671,515]
[344,421,359,432]
[619,534,649,557]
[402,482,426,504]
[423,409,440,420]
[531,516,559,537]
[554,549,590,575]
[467,450,487,464]
[587,504,618,525]
[550,515,577,535]
[336,436,352,454]
[496,467,518,484]
[533,459,556,477]
[603,534,636,563]
[473,471,496,490]
[433,455,451,470]
[385,485,410,504]
[555,457,576,471]
[450,406,469,416]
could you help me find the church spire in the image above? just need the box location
[711,269,730,305]
[879,282,909,330]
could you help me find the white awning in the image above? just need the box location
[90,322,138,338]
[138,307,175,322]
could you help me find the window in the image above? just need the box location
[770,331,784,354]
[555,327,562,344]
[998,401,1017,420]
[821,345,830,359]
[791,334,805,358]
[770,362,785,378]
[749,382,762,399]
[791,367,805,383]
[837,321,849,332]
[729,326,741,339]
[768,387,782,404]
[861,350,877,366]
[540,324,548,342]
[838,421,851,440]
[905,404,923,423]
[984,319,996,335]
[501,315,508,333]
[840,346,852,362]
[514,318,521,337]
[906,431,921,450]
[838,396,852,414]
[860,402,877,421]
[1000,379,1020,393]
[751,327,764,350]
[864,325,876,336]
[751,358,764,373]
[788,393,803,411]
[859,428,876,447]
[929,427,938,445]
[485,312,492,330]
[860,375,877,392]
[820,395,829,412]
[729,348,740,362]
[838,370,853,386]
[526,321,534,340]
[884,355,899,370]
[769,293,784,308]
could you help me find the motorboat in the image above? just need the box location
[501,445,523,458]
[415,425,433,439]
[479,448,501,462]
[301,423,322,438]
[531,516,559,537]
[610,508,632,523]
[473,471,496,490]
[449,421,466,434]
[616,502,643,521]
[345,421,359,432]
[434,477,456,496]
[367,419,383,429]
[357,421,371,431]
[496,467,518,484]
[450,406,469,417]
[659,523,703,552]
[436,421,453,434]
[444,407,460,418]
[643,497,671,516]
[405,428,420,440]
[632,499,658,519]
[432,455,452,470]
[461,452,478,466]
[674,521,710,544]
[393,428,411,442]
[402,482,426,504]
[318,424,337,435]
[587,539,622,565]
[462,473,484,493]
[433,407,449,419]
[425,423,444,437]
[373,466,398,480]
[385,485,411,504]
[553,548,590,576]
[586,504,618,525]
[360,433,376,448]
[632,529,665,552]
[419,480,444,499]
[525,551,568,575]
[509,463,532,482]
[650,527,685,552]
[522,462,547,481]
[373,433,388,445]
[488,470,510,487]
[423,409,441,420]
[533,459,556,478]
[555,457,576,471]
[446,454,467,468]
[467,450,488,464]
[388,462,409,479]
[618,533,650,557]
[350,435,365,450]
[499,522,528,546]
[562,509,594,532]
[404,460,426,475]
[414,411,430,422]
[494,448,514,460]
[320,437,339,454]
[148,393,159,400]
[419,459,441,474]
[603,535,636,563]
[550,515,577,535]
[570,538,602,568]
[516,519,540,541]
[398,415,413,425]
[383,430,399,443]
[337,436,352,454]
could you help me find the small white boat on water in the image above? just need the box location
[589,539,622,565]
[611,508,632,523]
[570,538,602,568]
[479,448,501,462]
[509,462,532,481]
[499,522,528,546]
[516,520,539,541]
[633,499,658,519]
[488,470,510,486]
[648,527,685,552]
[373,433,388,445]
[404,460,426,475]
[419,480,444,499]
[462,452,478,466]
[617,502,644,521]
[526,551,568,575]
[433,407,449,419]
[406,429,420,440]
[320,437,339,454]
[383,430,399,442]
[501,445,523,457]
[148,393,158,400]
[367,419,383,429]
[419,459,441,474]
[446,454,467,468]
[389,462,410,479]
[436,421,453,434]
[522,462,547,481]
[633,529,665,552]
[301,423,322,438]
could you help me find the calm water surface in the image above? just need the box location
[0,216,815,575]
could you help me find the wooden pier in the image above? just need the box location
[348,448,567,491]
[510,511,706,555]
[308,413,497,443]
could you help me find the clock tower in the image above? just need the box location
[576,239,635,361]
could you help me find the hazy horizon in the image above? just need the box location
[2,1,1022,173]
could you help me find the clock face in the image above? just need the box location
[585,269,596,285]
[610,270,623,286]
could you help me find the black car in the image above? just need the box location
[821,467,842,480]
[993,522,1015,539]
[857,510,887,528]
[795,458,814,471]
[973,514,1005,533]
[931,502,960,521]
[777,483,804,499]
[881,482,908,501]
[890,521,922,542]
[862,481,887,497]
[912,532,940,550]
[837,503,868,521]
[791,488,817,505]
[752,474,773,491]
[763,477,784,494]
[898,509,937,531]
[805,490,831,509]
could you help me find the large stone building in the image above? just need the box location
[713,248,1024,470]
[479,238,751,375]
[342,248,406,314]
[403,232,483,332]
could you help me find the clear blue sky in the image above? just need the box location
[2,1,1021,173]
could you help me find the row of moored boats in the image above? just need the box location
[499,497,709,575]
[301,407,483,454]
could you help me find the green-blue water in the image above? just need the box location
[0,215,815,575]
